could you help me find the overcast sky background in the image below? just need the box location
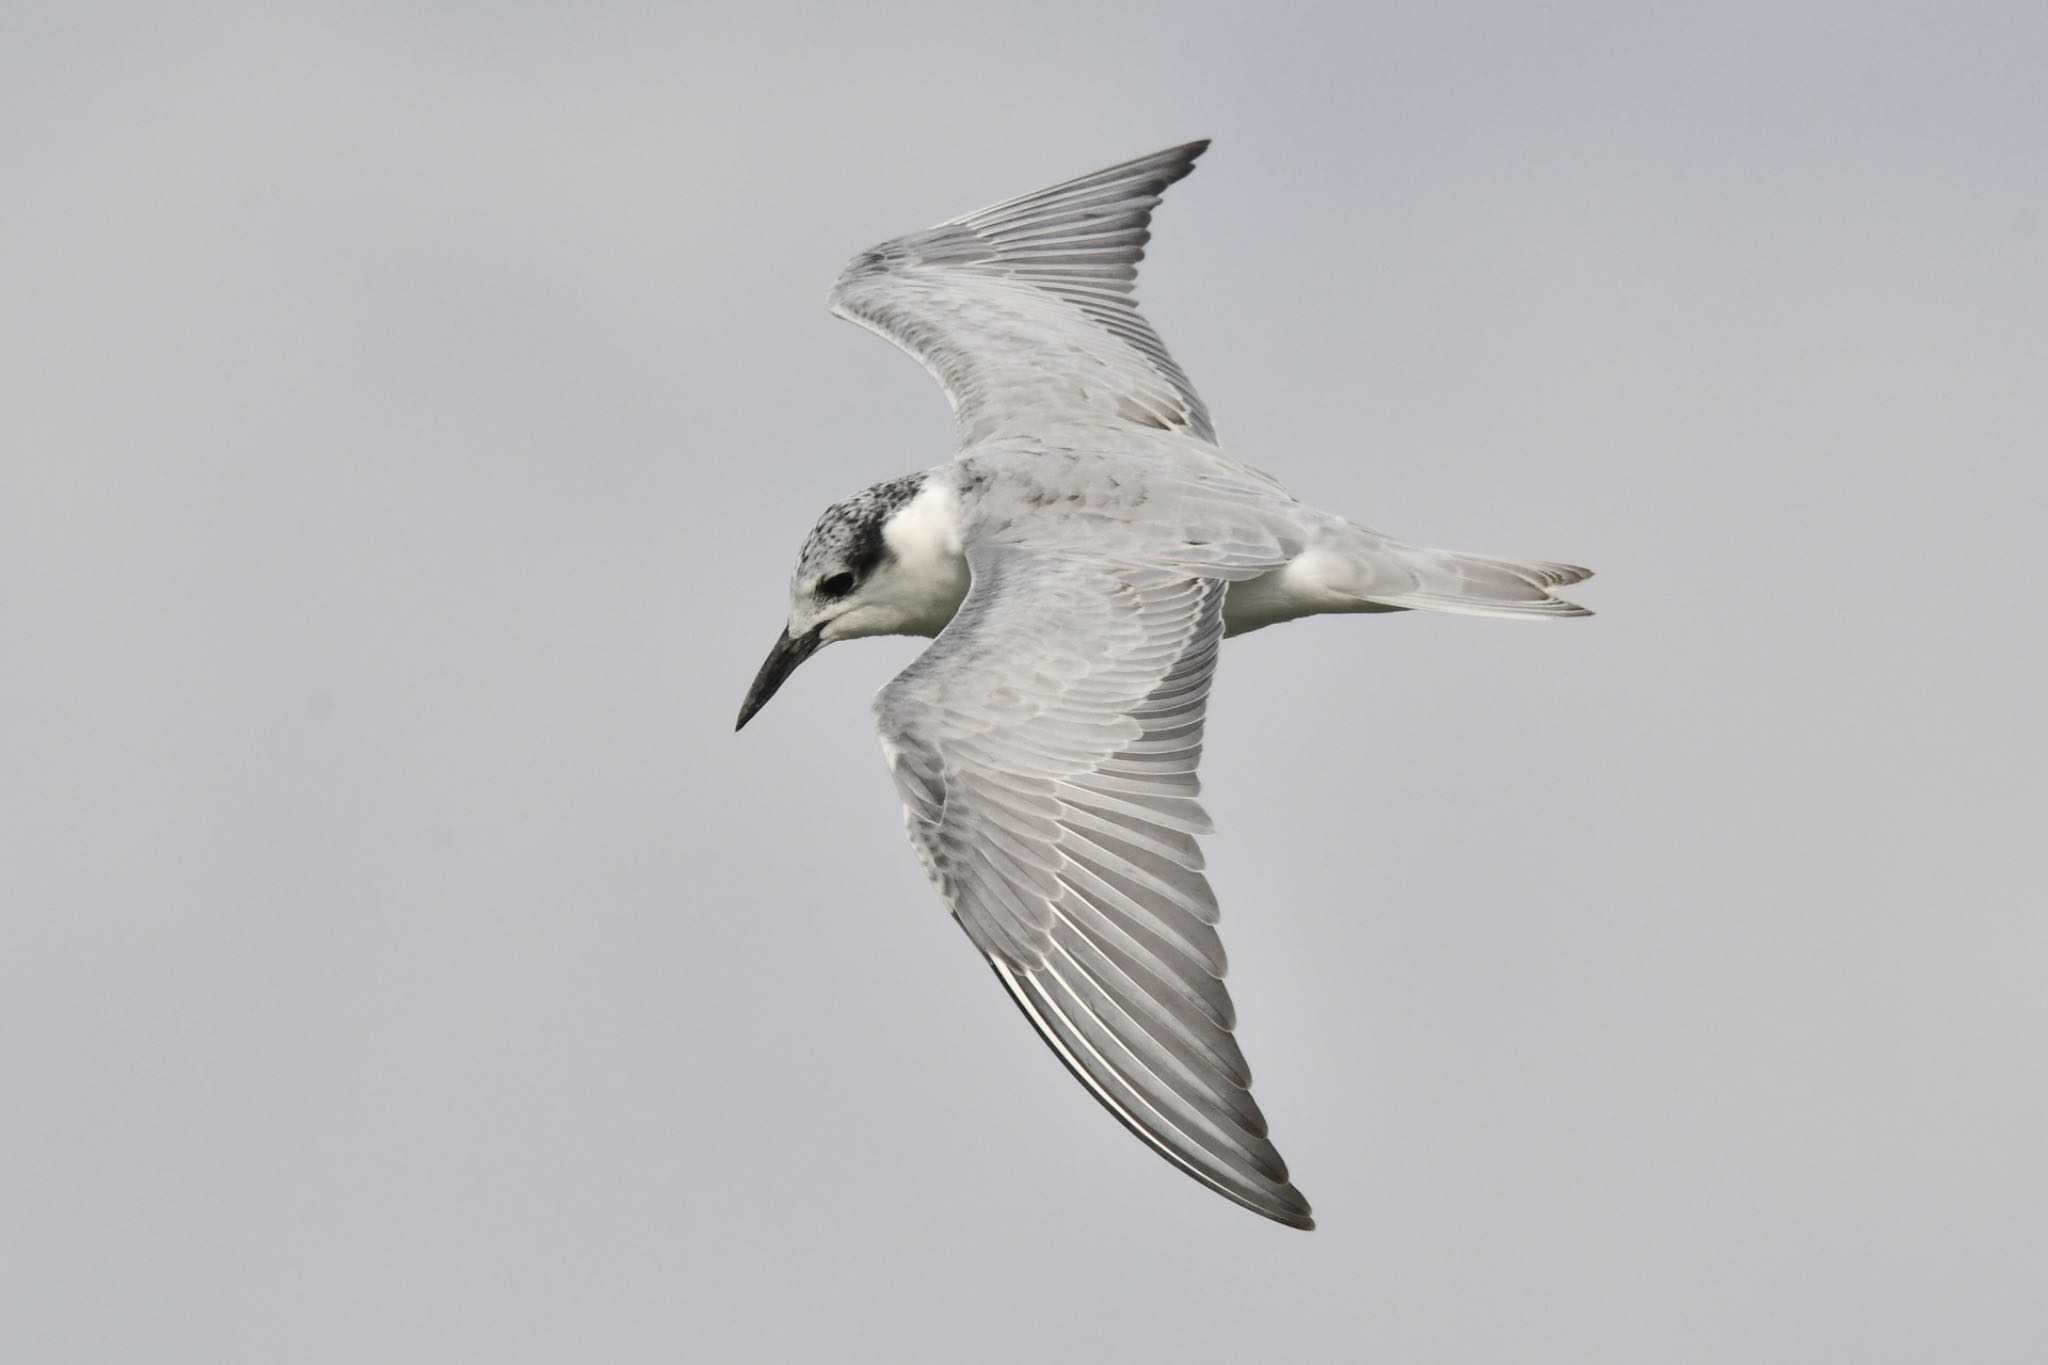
[4,3,2045,1362]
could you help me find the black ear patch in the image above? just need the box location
[842,519,888,580]
[796,471,926,588]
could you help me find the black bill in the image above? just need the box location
[735,625,823,731]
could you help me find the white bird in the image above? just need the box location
[737,141,1591,1229]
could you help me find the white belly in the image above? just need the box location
[1222,548,1396,636]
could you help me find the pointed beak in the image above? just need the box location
[735,625,823,731]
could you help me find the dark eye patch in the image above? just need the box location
[817,572,856,599]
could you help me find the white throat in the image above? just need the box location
[877,480,970,637]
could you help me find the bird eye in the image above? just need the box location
[817,572,856,599]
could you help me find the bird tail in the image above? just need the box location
[1351,542,1595,619]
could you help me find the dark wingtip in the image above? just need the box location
[1160,138,1211,184]
[1100,139,1210,195]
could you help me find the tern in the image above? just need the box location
[736,141,1592,1229]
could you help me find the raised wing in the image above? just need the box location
[874,548,1312,1228]
[830,141,1217,449]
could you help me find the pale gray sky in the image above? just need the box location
[4,3,2044,1361]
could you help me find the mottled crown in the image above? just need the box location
[794,471,927,584]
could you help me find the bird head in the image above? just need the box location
[736,472,964,730]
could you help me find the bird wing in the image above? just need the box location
[829,141,1217,449]
[873,546,1312,1228]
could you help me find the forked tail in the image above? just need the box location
[1355,542,1595,619]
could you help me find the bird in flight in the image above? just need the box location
[736,141,1592,1229]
